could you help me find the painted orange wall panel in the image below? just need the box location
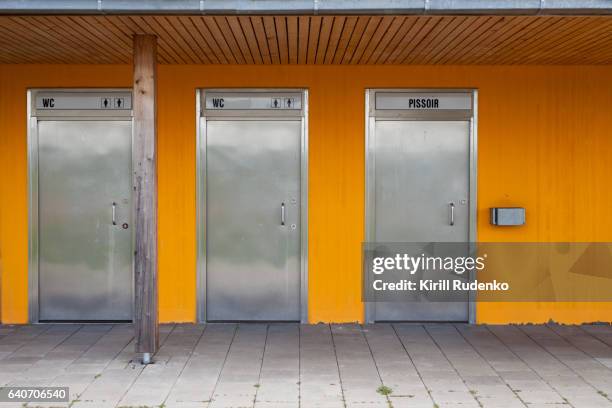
[1,65,611,324]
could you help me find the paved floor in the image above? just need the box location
[0,324,611,408]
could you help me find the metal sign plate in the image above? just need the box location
[35,92,132,110]
[205,92,302,110]
[375,92,472,110]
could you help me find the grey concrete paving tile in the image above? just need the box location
[71,367,143,408]
[119,324,206,407]
[300,325,345,405]
[519,325,612,405]
[476,396,526,408]
[581,325,612,347]
[165,324,235,406]
[208,324,267,408]
[164,403,210,408]
[298,401,345,408]
[1,323,610,407]
[488,325,610,407]
[388,394,434,408]
[330,324,388,405]
[393,324,480,407]
[255,324,299,405]
[362,324,431,401]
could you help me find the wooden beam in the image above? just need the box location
[132,34,158,362]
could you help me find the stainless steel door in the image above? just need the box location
[38,121,132,321]
[205,120,301,321]
[373,120,470,321]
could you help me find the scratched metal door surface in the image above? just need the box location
[205,120,301,321]
[373,120,470,321]
[38,121,132,321]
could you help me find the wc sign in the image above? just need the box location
[36,93,132,110]
[205,93,302,110]
[40,97,55,108]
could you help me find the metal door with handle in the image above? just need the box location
[199,90,307,322]
[366,90,477,322]
[37,120,133,321]
[205,120,301,321]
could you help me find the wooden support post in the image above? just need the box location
[133,34,158,362]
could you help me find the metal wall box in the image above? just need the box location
[490,207,525,226]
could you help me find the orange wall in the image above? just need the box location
[1,64,611,324]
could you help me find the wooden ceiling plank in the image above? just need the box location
[341,16,370,64]
[274,16,289,64]
[57,16,126,62]
[503,17,590,64]
[423,16,479,64]
[307,16,322,64]
[565,22,612,63]
[298,16,309,64]
[438,16,505,64]
[251,16,272,64]
[452,16,523,64]
[263,16,281,64]
[93,16,132,49]
[0,23,59,63]
[547,27,612,64]
[405,16,461,64]
[150,15,201,64]
[359,16,397,64]
[0,29,32,62]
[431,16,493,64]
[573,36,612,64]
[127,15,185,63]
[367,16,405,64]
[202,17,239,64]
[154,16,201,64]
[212,16,246,64]
[473,16,556,64]
[350,16,384,64]
[382,17,423,64]
[287,16,298,64]
[402,16,448,64]
[491,17,567,64]
[1,18,70,63]
[75,16,132,60]
[332,16,357,64]
[226,16,255,64]
[557,35,612,64]
[395,17,440,64]
[0,39,37,63]
[188,16,227,64]
[469,16,541,64]
[324,16,345,64]
[106,16,171,63]
[29,16,113,63]
[24,16,112,63]
[68,16,131,63]
[125,16,187,64]
[237,16,264,64]
[180,17,218,64]
[315,16,334,64]
[524,18,611,64]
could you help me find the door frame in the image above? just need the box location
[364,88,479,324]
[196,89,309,323]
[27,88,135,323]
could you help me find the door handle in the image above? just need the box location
[281,202,286,226]
[112,202,117,225]
[449,202,455,226]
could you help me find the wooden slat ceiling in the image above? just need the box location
[0,15,611,64]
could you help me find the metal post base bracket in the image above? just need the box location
[141,352,153,365]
